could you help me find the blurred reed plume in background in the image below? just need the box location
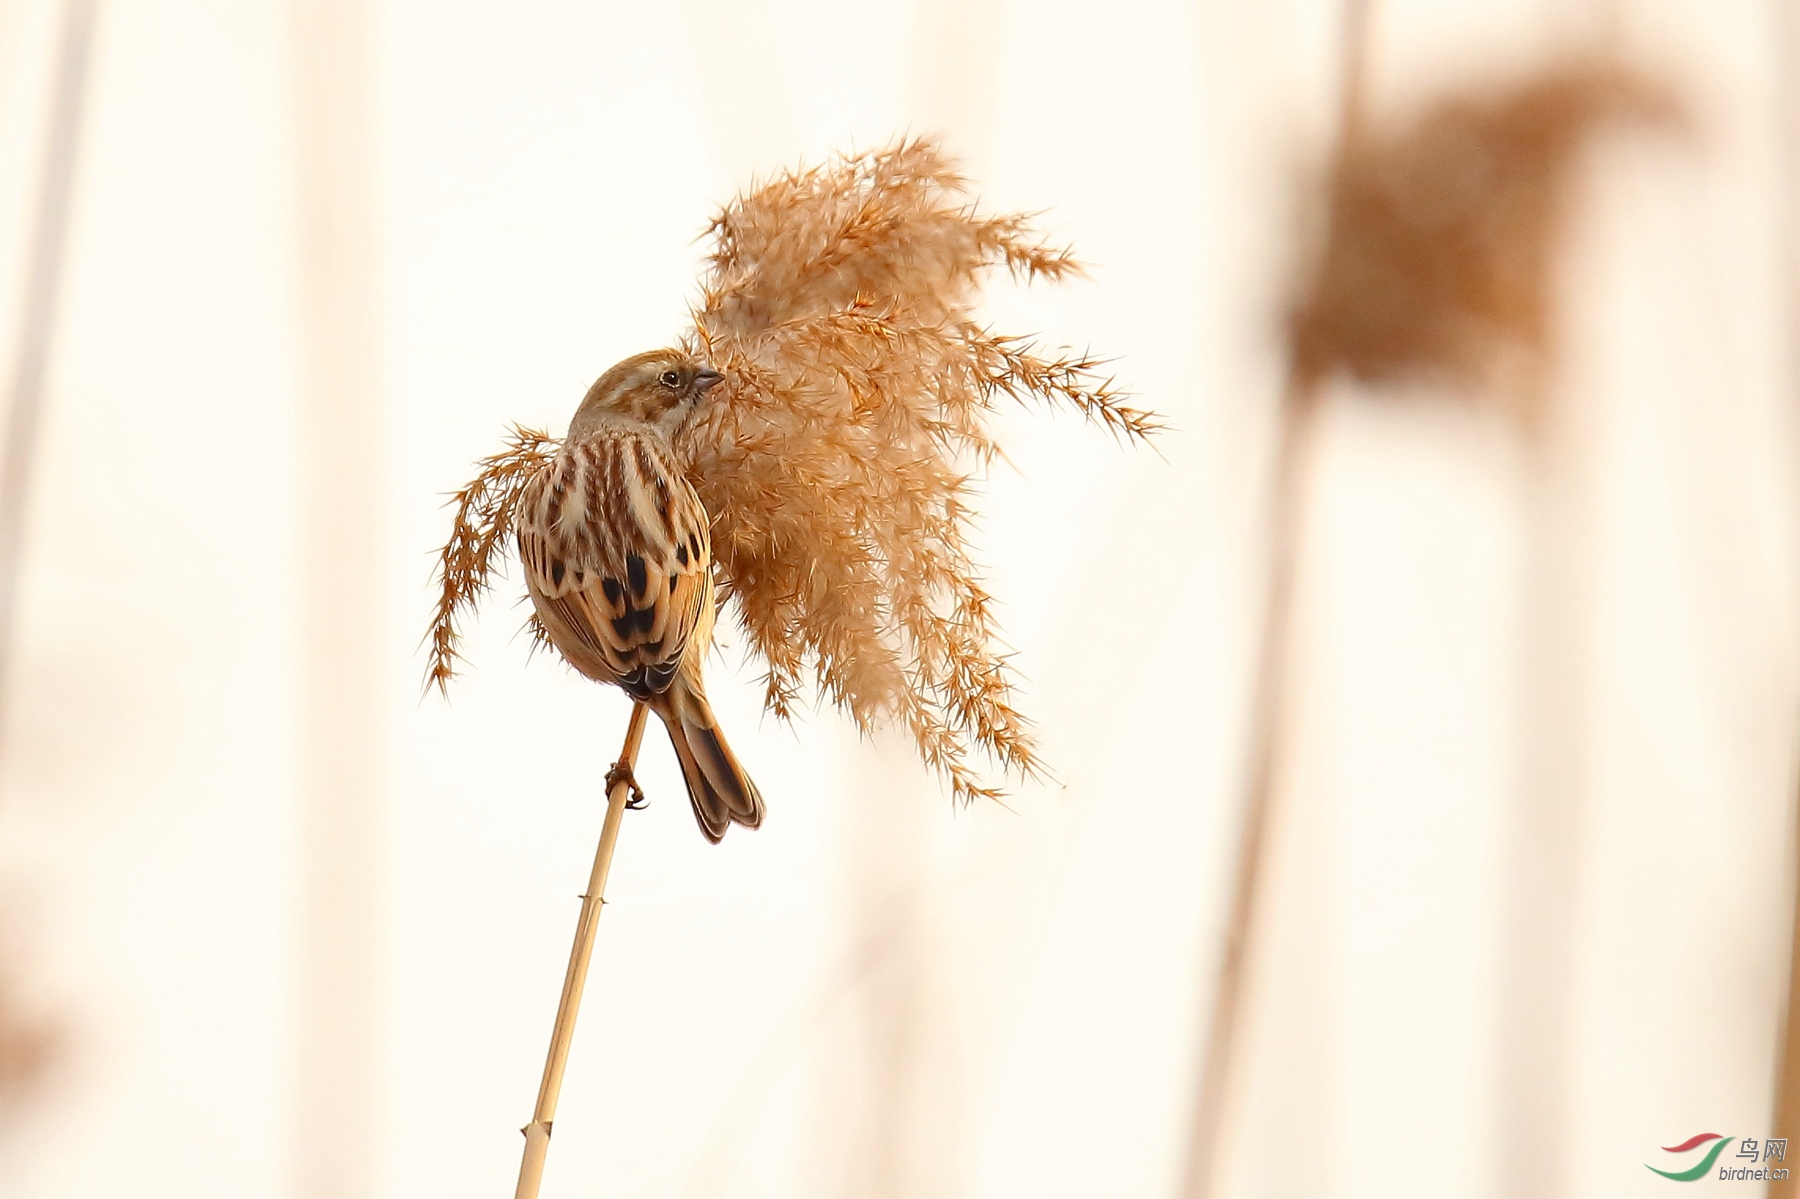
[1289,58,1687,415]
[0,931,56,1136]
[431,139,1157,802]
[1187,48,1693,1199]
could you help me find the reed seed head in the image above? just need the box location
[428,138,1158,802]
[1290,59,1686,419]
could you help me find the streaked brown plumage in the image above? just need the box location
[516,349,763,842]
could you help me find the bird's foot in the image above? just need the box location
[606,760,647,809]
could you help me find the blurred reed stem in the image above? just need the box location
[1178,380,1320,1198]
[0,0,97,739]
[1774,767,1800,1199]
[515,701,649,1199]
[1179,3,1373,1195]
[1765,0,1800,1190]
[1494,403,1595,1199]
[290,0,384,1192]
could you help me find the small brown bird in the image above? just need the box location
[515,349,764,841]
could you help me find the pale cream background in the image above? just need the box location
[0,1,1794,1197]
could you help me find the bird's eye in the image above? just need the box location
[659,370,681,388]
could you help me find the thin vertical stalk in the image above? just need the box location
[822,732,961,1199]
[1765,0,1800,1191]
[1772,767,1800,1199]
[1493,403,1594,1199]
[0,0,98,732]
[1490,19,1619,1199]
[1177,380,1319,1199]
[289,1,384,1194]
[1178,2,1373,1194]
[515,701,649,1199]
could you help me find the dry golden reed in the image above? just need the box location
[1289,60,1685,413]
[429,138,1155,801]
[426,426,559,697]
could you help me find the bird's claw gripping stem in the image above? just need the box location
[606,760,647,809]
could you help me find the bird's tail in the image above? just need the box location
[653,676,763,843]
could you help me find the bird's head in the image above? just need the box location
[568,348,724,440]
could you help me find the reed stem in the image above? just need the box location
[0,0,97,736]
[1180,5,1374,1192]
[1772,762,1800,1199]
[514,701,649,1199]
[1766,2,1800,1189]
[1178,382,1318,1198]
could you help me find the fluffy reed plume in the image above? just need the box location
[426,427,558,695]
[1289,60,1684,414]
[678,140,1154,798]
[429,138,1156,801]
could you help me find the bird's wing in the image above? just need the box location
[516,430,712,699]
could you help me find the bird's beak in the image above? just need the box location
[694,367,724,393]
